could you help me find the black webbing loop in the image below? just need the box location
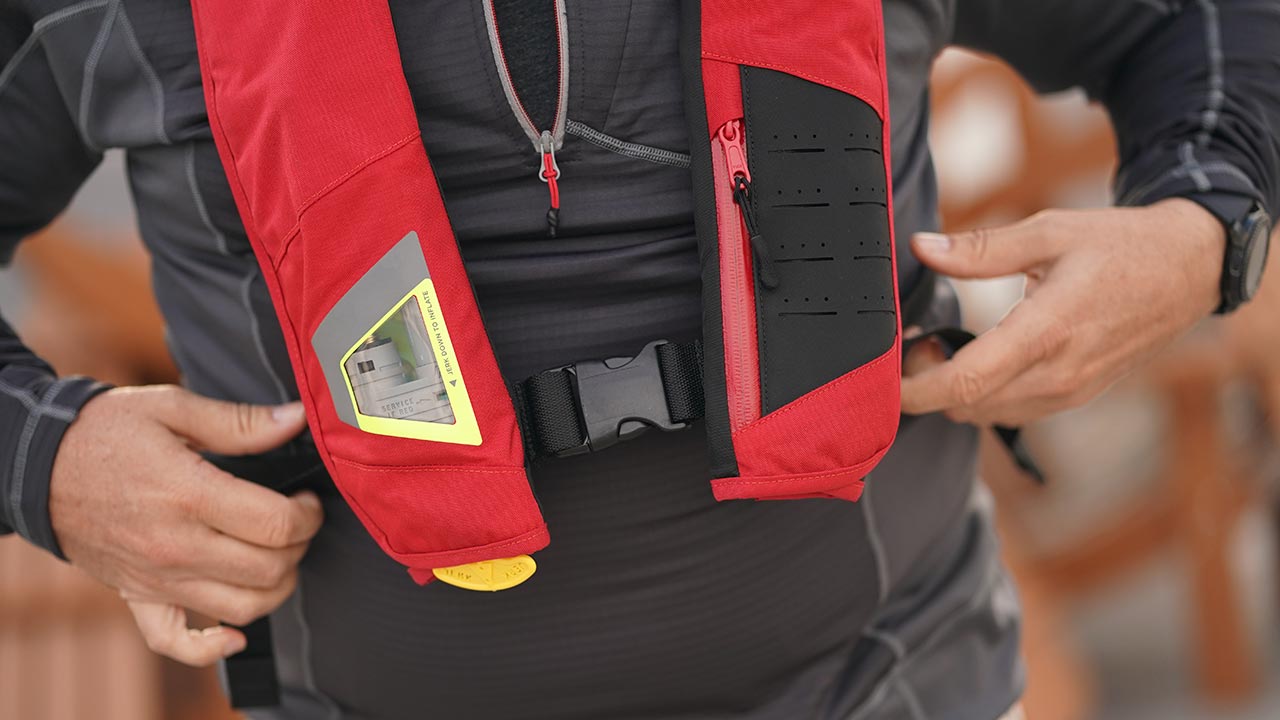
[203,446,326,710]
[901,328,1047,485]
[656,341,705,424]
[517,369,585,457]
[224,618,280,708]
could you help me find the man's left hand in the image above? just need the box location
[900,198,1226,426]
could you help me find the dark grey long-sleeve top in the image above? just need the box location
[1,0,1277,598]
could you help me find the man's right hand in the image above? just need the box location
[48,385,324,667]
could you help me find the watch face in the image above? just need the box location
[1243,211,1271,301]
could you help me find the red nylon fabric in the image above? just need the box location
[190,0,547,581]
[701,0,902,500]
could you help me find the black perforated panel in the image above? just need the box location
[741,66,896,413]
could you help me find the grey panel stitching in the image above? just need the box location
[846,559,1004,720]
[9,378,75,540]
[0,377,77,420]
[0,376,40,412]
[1180,141,1213,192]
[0,0,110,97]
[895,676,929,720]
[77,0,119,152]
[114,3,171,145]
[185,143,291,403]
[1194,0,1224,148]
[293,578,343,720]
[860,488,891,605]
[566,120,692,168]
[1170,0,1225,195]
[862,627,907,660]
[1120,159,1257,205]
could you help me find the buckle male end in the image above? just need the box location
[557,340,686,457]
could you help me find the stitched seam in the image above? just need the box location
[566,119,691,168]
[1170,0,1225,194]
[114,3,170,145]
[185,142,292,403]
[1194,0,1224,148]
[272,131,419,269]
[896,677,929,720]
[76,0,118,152]
[1120,160,1257,205]
[383,525,547,561]
[330,458,526,475]
[862,491,891,605]
[291,580,343,720]
[9,379,74,540]
[714,468,870,486]
[0,0,109,98]
[846,562,1004,719]
[733,343,897,434]
[702,52,886,122]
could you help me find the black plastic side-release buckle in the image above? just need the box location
[558,340,688,456]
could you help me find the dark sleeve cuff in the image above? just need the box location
[0,374,112,558]
[1180,191,1256,231]
[1116,151,1265,218]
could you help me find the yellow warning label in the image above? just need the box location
[339,278,482,445]
[433,555,538,591]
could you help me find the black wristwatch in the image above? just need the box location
[1190,194,1273,314]
[1217,201,1272,313]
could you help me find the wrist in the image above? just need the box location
[1151,197,1230,317]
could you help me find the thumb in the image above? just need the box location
[154,388,308,455]
[912,219,1061,280]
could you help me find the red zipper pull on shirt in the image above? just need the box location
[538,130,561,237]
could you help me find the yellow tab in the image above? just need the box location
[433,555,537,591]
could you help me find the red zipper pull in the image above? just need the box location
[719,120,751,183]
[718,120,778,289]
[538,130,561,238]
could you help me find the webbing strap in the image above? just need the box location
[224,618,279,708]
[204,448,326,709]
[901,328,1046,484]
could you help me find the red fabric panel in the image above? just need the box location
[712,343,900,501]
[702,59,745,141]
[701,0,886,119]
[191,0,547,579]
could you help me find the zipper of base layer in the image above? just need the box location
[482,0,570,237]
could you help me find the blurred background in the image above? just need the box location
[1,49,1278,719]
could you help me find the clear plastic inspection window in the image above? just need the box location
[343,293,456,425]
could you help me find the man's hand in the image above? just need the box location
[49,385,323,666]
[901,198,1227,426]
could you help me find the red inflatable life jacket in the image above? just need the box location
[190,0,900,589]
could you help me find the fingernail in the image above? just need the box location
[294,490,321,510]
[272,402,305,424]
[220,631,247,657]
[913,232,951,254]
